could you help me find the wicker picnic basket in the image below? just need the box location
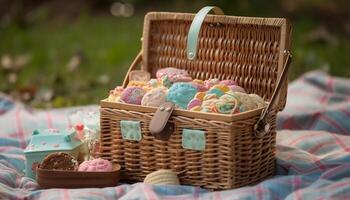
[99,6,292,190]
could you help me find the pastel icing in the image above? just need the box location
[167,83,198,109]
[141,88,167,107]
[78,158,113,172]
[204,79,219,88]
[160,75,173,88]
[156,67,190,82]
[249,94,267,108]
[207,88,225,97]
[220,80,236,86]
[121,86,146,105]
[194,92,206,101]
[229,85,246,93]
[187,98,202,110]
[192,81,208,92]
[107,86,124,102]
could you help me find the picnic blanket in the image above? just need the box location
[1,70,350,200]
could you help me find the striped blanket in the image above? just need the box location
[1,70,349,200]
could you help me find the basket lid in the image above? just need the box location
[141,12,292,110]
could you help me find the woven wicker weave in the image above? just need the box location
[100,10,291,190]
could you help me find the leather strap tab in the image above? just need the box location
[149,102,175,141]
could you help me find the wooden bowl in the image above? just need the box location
[37,164,121,188]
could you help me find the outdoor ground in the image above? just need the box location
[1,1,349,107]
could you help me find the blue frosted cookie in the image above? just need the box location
[167,83,198,109]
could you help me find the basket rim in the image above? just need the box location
[100,100,265,122]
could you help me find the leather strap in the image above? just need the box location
[149,102,175,141]
[254,50,292,138]
[186,6,224,60]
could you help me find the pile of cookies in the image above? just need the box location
[107,68,266,114]
[39,152,113,172]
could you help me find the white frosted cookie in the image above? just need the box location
[141,88,167,107]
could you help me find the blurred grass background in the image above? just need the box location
[0,0,349,108]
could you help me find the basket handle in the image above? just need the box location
[254,50,292,138]
[122,51,143,88]
[187,6,224,60]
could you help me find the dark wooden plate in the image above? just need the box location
[37,164,121,188]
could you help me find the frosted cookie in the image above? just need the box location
[204,79,220,88]
[128,81,149,88]
[234,92,257,111]
[156,67,190,82]
[192,80,209,92]
[229,85,246,93]
[40,152,78,171]
[78,158,113,172]
[108,86,124,102]
[167,83,198,109]
[187,98,202,110]
[141,88,167,107]
[249,94,267,108]
[220,80,237,86]
[159,75,173,88]
[121,86,146,105]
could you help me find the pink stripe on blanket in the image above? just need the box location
[319,115,349,134]
[143,184,159,200]
[288,132,323,145]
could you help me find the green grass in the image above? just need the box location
[0,16,143,107]
[0,14,349,107]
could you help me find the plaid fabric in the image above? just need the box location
[1,70,350,200]
[278,70,350,134]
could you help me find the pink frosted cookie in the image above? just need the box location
[204,79,220,88]
[187,98,202,110]
[121,86,146,105]
[220,80,237,86]
[156,68,190,82]
[78,158,113,172]
[228,85,246,93]
[192,80,209,92]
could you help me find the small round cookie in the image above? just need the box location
[204,79,220,88]
[156,67,190,82]
[127,81,148,88]
[194,92,206,101]
[249,94,267,108]
[172,75,193,83]
[220,80,237,86]
[215,101,236,114]
[191,80,208,92]
[167,83,198,109]
[160,75,173,88]
[187,98,202,110]
[234,92,257,110]
[203,93,219,101]
[78,158,113,172]
[121,86,146,105]
[40,152,78,171]
[190,106,201,111]
[107,86,124,102]
[210,84,230,93]
[229,85,246,93]
[141,88,167,107]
